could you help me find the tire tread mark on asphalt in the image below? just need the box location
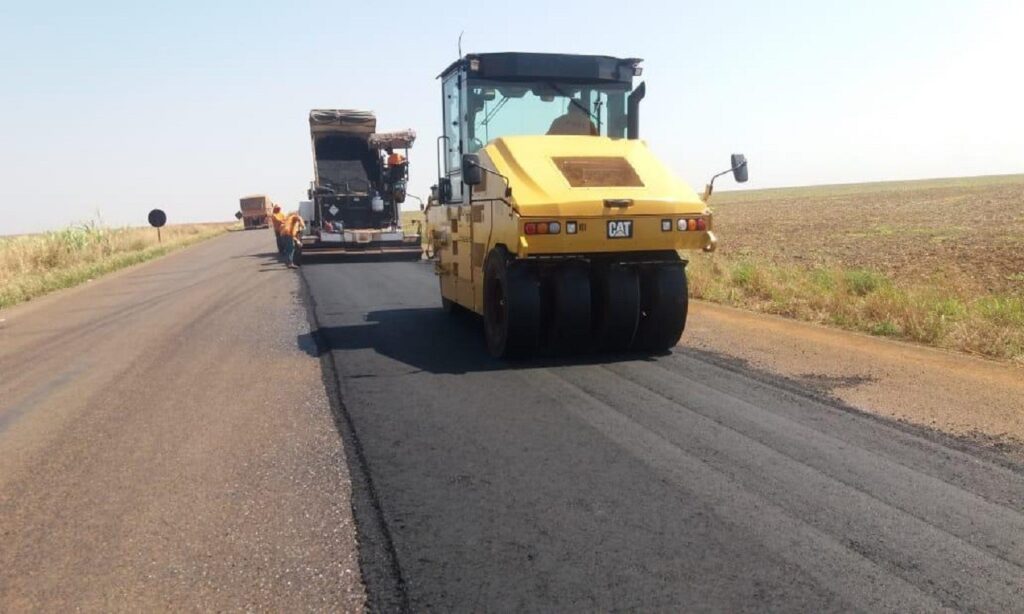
[673,347,1024,478]
[298,268,410,614]
[663,350,1024,512]
[663,347,1024,497]
[563,363,1024,609]
[528,368,949,613]
[606,361,1024,567]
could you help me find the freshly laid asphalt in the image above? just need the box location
[302,254,1024,612]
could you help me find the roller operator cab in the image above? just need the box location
[426,52,749,358]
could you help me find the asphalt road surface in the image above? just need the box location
[3,231,1023,611]
[303,250,1024,611]
[0,231,363,611]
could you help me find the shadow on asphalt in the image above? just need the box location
[240,251,422,267]
[238,251,281,259]
[299,307,658,375]
[299,252,424,265]
[239,250,287,272]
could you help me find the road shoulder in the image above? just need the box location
[684,301,1024,462]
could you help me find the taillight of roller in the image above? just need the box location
[524,221,562,235]
[677,217,709,232]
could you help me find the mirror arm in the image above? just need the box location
[701,160,748,202]
[702,168,731,201]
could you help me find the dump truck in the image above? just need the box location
[239,195,273,230]
[298,110,421,261]
[425,52,748,357]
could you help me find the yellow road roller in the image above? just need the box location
[425,52,748,357]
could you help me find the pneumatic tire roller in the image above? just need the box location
[425,52,747,358]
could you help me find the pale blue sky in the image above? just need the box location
[1,0,1021,234]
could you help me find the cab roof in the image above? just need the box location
[439,52,642,84]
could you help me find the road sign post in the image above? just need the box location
[148,209,167,243]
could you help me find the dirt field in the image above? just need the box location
[709,174,1024,295]
[692,174,1024,361]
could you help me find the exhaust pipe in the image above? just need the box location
[626,82,646,140]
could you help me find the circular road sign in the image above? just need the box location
[148,209,167,228]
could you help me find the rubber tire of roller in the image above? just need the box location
[441,295,458,314]
[633,265,688,352]
[483,249,541,358]
[593,264,640,352]
[548,262,591,353]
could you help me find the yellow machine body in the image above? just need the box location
[426,135,716,314]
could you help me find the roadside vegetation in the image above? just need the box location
[695,175,1024,362]
[399,209,426,242]
[1,221,233,309]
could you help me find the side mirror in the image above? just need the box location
[438,178,452,203]
[731,154,748,183]
[462,154,483,186]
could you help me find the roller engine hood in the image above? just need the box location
[482,135,706,217]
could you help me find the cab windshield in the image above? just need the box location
[465,79,629,149]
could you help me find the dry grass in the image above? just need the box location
[399,209,426,240]
[400,209,430,247]
[691,174,1024,362]
[1,221,233,309]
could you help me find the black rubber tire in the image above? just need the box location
[547,262,591,353]
[632,264,688,352]
[592,264,640,352]
[483,248,540,358]
[293,246,303,266]
[441,295,458,314]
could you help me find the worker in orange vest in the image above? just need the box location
[385,147,407,183]
[282,212,305,269]
[270,205,287,254]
